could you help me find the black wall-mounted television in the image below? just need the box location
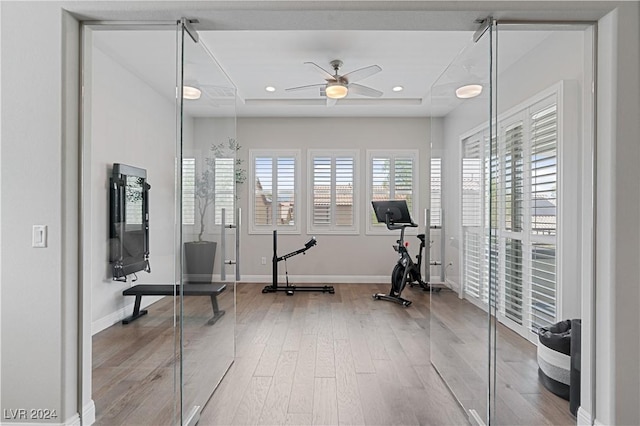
[110,163,151,281]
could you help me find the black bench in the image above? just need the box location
[122,283,226,325]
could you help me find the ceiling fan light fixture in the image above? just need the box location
[265,86,276,92]
[392,86,404,92]
[455,84,483,99]
[325,82,348,99]
[183,85,201,100]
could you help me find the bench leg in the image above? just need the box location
[122,295,148,324]
[207,294,226,325]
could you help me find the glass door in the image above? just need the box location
[491,22,594,425]
[430,18,595,425]
[176,19,238,425]
[429,21,494,424]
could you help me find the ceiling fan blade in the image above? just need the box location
[342,64,382,83]
[326,97,338,107]
[285,83,326,92]
[304,61,336,80]
[348,83,383,98]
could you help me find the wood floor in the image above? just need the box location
[93,282,574,425]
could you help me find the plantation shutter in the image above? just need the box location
[182,158,196,225]
[504,122,524,232]
[504,238,524,324]
[214,158,235,225]
[462,134,486,303]
[463,231,483,300]
[276,157,296,226]
[335,157,355,227]
[311,153,355,231]
[312,156,331,225]
[530,244,557,330]
[251,151,300,233]
[430,158,442,227]
[371,157,391,201]
[502,121,525,325]
[462,138,482,227]
[529,104,558,330]
[530,105,558,236]
[395,157,414,212]
[254,157,273,226]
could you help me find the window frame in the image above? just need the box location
[366,149,419,235]
[249,149,301,235]
[307,149,360,235]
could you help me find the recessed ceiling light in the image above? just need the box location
[392,86,404,92]
[265,86,276,92]
[455,84,483,99]
[183,85,201,100]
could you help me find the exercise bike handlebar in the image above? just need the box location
[384,211,418,231]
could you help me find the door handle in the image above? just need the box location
[220,208,241,281]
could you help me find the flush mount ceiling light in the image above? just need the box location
[183,85,201,100]
[455,84,483,99]
[325,81,349,99]
[265,86,276,92]
[392,86,404,92]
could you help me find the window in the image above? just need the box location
[366,150,419,234]
[459,89,560,342]
[528,103,558,331]
[462,134,488,304]
[308,150,358,234]
[182,158,196,225]
[213,158,235,225]
[250,150,300,234]
[430,158,442,227]
[181,156,235,227]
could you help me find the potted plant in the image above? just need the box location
[184,137,245,282]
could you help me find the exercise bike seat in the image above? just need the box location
[417,234,426,243]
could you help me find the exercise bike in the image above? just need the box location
[371,200,438,307]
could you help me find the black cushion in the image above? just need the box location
[538,319,572,355]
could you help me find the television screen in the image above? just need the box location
[371,199,413,225]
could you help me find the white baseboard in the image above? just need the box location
[444,277,460,293]
[91,296,164,336]
[81,400,95,425]
[65,413,80,426]
[577,407,604,426]
[239,275,389,284]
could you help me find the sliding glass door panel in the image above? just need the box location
[491,23,594,426]
[429,26,493,424]
[176,19,237,425]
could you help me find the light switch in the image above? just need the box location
[33,225,47,248]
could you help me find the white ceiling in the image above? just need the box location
[198,30,473,117]
[93,28,552,118]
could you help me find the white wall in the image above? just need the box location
[1,2,79,423]
[236,117,430,281]
[90,38,178,332]
[595,6,640,425]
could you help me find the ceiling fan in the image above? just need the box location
[285,59,383,105]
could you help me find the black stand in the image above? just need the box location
[262,230,334,295]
